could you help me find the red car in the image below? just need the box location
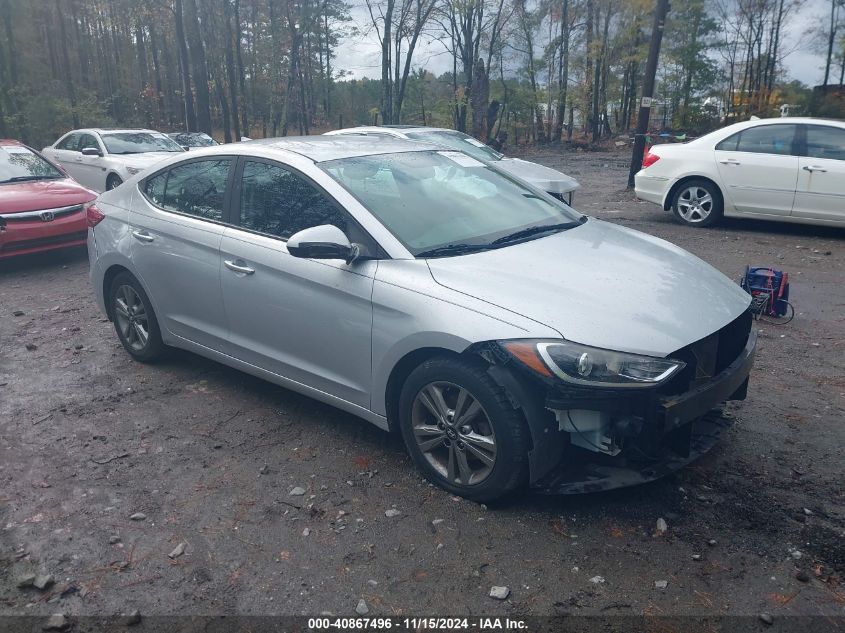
[0,140,99,259]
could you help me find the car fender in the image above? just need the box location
[370,260,561,418]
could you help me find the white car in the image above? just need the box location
[43,129,185,192]
[634,117,845,228]
[325,126,581,204]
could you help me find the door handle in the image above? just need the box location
[224,259,255,275]
[131,230,155,243]
[719,158,740,165]
[803,165,827,173]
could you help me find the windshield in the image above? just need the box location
[405,130,503,162]
[321,150,581,256]
[101,132,184,155]
[171,133,217,147]
[0,144,64,184]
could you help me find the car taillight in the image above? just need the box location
[642,151,661,168]
[86,203,105,227]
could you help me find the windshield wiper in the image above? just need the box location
[3,175,62,183]
[491,219,585,245]
[416,243,493,258]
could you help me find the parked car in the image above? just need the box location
[635,117,845,227]
[88,136,755,501]
[168,132,218,150]
[325,125,581,204]
[0,140,98,259]
[43,129,184,193]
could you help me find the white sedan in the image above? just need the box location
[634,117,845,228]
[43,129,185,192]
[325,126,581,204]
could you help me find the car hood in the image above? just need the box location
[0,178,96,213]
[496,158,580,194]
[426,220,750,356]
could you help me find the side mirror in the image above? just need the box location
[181,145,191,151]
[81,147,102,157]
[287,225,359,264]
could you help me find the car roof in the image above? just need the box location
[725,117,845,130]
[61,128,162,135]
[93,128,162,134]
[330,126,462,137]
[244,135,442,162]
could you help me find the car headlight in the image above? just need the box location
[501,339,685,389]
[126,166,143,176]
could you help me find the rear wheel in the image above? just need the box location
[109,272,165,362]
[671,179,723,227]
[106,174,123,190]
[398,356,529,502]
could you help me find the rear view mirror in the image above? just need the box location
[81,147,102,157]
[287,225,359,264]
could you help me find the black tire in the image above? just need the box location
[398,356,530,502]
[106,174,123,190]
[109,272,165,362]
[671,178,723,227]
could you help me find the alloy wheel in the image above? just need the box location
[677,185,713,223]
[113,284,150,352]
[410,381,497,486]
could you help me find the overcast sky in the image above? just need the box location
[336,0,833,86]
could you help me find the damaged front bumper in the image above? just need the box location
[485,325,757,495]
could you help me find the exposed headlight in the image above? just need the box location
[501,339,685,389]
[126,166,143,176]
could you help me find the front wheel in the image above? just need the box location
[398,357,530,502]
[106,174,123,190]
[671,179,723,227]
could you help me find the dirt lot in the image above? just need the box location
[1,149,843,625]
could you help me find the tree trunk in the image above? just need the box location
[823,0,837,86]
[381,0,395,124]
[553,0,570,142]
[234,0,248,135]
[135,22,153,128]
[174,0,197,131]
[470,58,489,139]
[183,0,212,134]
[54,0,79,128]
[223,0,242,140]
[148,20,168,127]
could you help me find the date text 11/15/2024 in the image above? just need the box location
[307,617,528,630]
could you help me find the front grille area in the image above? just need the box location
[0,204,84,222]
[662,309,752,395]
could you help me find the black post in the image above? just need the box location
[627,0,670,188]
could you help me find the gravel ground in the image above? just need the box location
[1,149,843,623]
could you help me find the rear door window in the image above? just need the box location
[805,125,845,161]
[725,124,797,156]
[142,159,232,222]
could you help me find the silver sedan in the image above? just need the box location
[88,136,755,500]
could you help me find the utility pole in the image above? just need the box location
[627,0,670,189]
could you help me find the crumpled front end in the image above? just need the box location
[474,310,756,494]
